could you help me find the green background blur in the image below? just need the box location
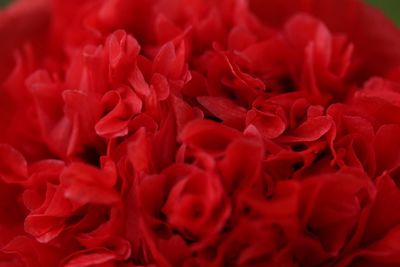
[0,0,399,26]
[366,0,400,25]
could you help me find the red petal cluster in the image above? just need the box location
[1,0,400,266]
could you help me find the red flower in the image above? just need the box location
[1,0,400,266]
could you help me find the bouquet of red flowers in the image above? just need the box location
[1,0,400,266]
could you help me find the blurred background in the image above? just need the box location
[366,0,400,25]
[0,0,399,26]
